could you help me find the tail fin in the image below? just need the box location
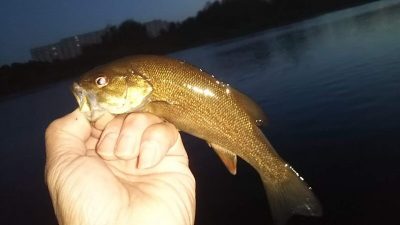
[262,166,322,225]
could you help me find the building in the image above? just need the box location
[30,29,107,62]
[31,20,171,62]
[30,45,61,63]
[144,20,170,38]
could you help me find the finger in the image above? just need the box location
[115,113,163,160]
[93,111,116,131]
[85,136,99,150]
[97,115,125,160]
[45,109,91,159]
[90,127,103,140]
[138,122,180,169]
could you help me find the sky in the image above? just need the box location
[0,0,212,66]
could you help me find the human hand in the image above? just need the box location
[45,110,196,225]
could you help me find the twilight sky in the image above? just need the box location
[0,0,212,66]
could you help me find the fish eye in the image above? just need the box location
[95,76,108,88]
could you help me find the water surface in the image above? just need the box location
[172,1,400,224]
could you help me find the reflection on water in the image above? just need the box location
[1,1,400,224]
[175,2,400,225]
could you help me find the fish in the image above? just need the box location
[72,55,322,224]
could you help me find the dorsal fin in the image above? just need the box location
[209,143,237,175]
[231,88,268,127]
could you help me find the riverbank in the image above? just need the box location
[1,0,384,101]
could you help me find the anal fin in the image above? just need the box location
[209,143,237,175]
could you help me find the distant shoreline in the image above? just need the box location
[0,0,380,101]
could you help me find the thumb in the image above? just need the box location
[45,109,91,162]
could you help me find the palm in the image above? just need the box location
[46,112,195,225]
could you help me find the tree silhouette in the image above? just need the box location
[0,0,374,99]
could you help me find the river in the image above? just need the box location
[1,1,399,224]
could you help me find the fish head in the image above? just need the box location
[72,65,153,121]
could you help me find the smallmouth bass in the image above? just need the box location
[72,55,322,224]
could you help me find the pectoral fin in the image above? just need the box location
[209,143,237,175]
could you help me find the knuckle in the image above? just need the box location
[125,112,160,127]
[127,113,149,125]
[146,122,178,145]
[148,123,168,137]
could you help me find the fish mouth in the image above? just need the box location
[71,82,105,121]
[72,83,87,110]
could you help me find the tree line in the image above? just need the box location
[0,0,373,99]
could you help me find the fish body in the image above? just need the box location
[72,55,322,224]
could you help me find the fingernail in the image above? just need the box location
[138,141,158,169]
